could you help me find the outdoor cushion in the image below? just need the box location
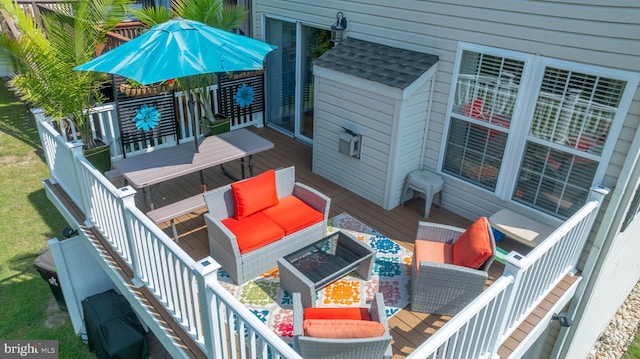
[452,217,493,269]
[262,195,324,235]
[414,240,453,272]
[231,169,279,219]
[221,212,284,254]
[303,319,385,339]
[464,97,485,118]
[303,307,371,321]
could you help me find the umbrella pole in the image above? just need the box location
[186,78,199,153]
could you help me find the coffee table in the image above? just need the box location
[277,231,376,308]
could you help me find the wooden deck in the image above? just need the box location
[108,126,523,358]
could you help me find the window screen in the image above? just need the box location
[515,68,625,218]
[443,44,630,219]
[443,50,524,191]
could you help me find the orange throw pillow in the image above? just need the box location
[231,169,279,219]
[303,319,385,339]
[452,217,493,269]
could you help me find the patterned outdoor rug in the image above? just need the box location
[217,212,412,341]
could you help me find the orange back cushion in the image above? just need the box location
[303,319,385,339]
[452,217,493,269]
[304,307,371,321]
[231,169,279,219]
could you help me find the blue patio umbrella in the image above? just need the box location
[75,18,277,152]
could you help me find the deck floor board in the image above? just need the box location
[105,126,575,358]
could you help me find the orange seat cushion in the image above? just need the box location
[262,196,324,235]
[303,319,385,339]
[221,212,284,254]
[231,169,279,220]
[304,307,371,321]
[414,240,453,272]
[452,217,493,269]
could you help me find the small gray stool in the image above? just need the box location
[401,169,443,218]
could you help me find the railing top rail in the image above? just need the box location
[514,199,600,269]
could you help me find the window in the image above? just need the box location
[443,43,633,219]
[515,68,624,217]
[622,185,640,231]
[443,50,524,191]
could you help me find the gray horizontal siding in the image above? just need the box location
[0,49,16,78]
[255,0,640,220]
[313,75,397,206]
[255,1,640,358]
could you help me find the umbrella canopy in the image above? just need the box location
[75,18,277,152]
[75,18,277,85]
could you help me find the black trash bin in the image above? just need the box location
[34,248,67,311]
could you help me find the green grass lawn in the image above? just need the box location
[624,331,640,359]
[0,78,93,358]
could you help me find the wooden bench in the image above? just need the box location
[104,169,123,182]
[146,193,207,243]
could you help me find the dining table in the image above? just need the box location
[112,128,274,209]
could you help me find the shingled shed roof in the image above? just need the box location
[313,38,439,90]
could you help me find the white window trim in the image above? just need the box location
[439,42,640,212]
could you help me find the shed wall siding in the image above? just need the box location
[312,74,396,206]
[387,79,433,208]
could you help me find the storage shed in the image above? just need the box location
[312,38,439,210]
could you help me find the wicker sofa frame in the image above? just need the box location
[410,219,496,316]
[203,166,331,284]
[292,292,393,359]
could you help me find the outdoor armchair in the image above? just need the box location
[293,292,393,359]
[410,217,495,316]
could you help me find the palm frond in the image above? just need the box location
[172,0,245,30]
[131,6,172,28]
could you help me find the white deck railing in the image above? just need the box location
[35,115,300,359]
[407,188,606,359]
[35,108,605,358]
[44,86,263,161]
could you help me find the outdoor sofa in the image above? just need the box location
[203,166,331,284]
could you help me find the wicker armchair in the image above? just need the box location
[410,217,495,316]
[293,292,393,359]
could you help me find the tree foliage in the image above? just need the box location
[0,0,131,148]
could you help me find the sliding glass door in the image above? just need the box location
[264,17,331,144]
